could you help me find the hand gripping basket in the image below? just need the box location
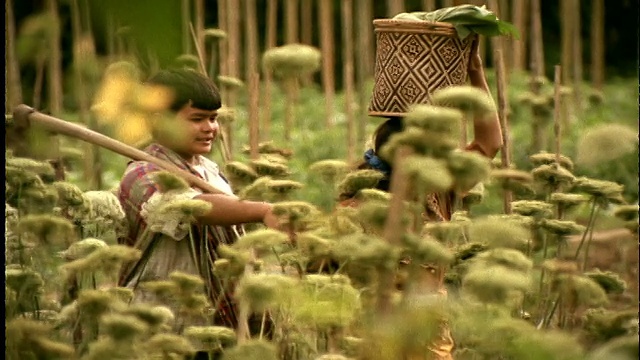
[368,19,477,118]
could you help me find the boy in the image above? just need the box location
[116,68,278,334]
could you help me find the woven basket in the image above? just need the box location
[368,19,476,118]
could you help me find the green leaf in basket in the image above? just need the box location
[393,4,520,40]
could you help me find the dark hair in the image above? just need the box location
[355,117,405,192]
[145,69,222,112]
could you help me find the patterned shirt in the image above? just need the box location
[117,143,241,329]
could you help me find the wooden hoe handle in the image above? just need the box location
[12,104,226,195]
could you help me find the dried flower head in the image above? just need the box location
[422,221,464,244]
[267,179,304,194]
[5,267,44,301]
[77,289,126,320]
[146,333,196,356]
[549,192,590,212]
[184,325,237,351]
[404,104,463,137]
[262,44,322,79]
[6,157,57,182]
[613,204,639,221]
[51,181,86,207]
[6,318,76,359]
[309,159,350,183]
[106,287,135,304]
[529,152,574,171]
[430,85,497,120]
[540,219,585,237]
[169,271,205,294]
[576,124,638,166]
[463,182,485,206]
[584,269,627,295]
[235,273,297,311]
[468,217,531,250]
[59,237,108,261]
[532,164,575,191]
[250,158,291,178]
[447,150,491,192]
[217,75,245,89]
[337,169,384,198]
[272,201,321,223]
[172,54,201,71]
[149,171,190,193]
[380,127,458,161]
[239,176,273,201]
[234,228,290,252]
[123,304,175,330]
[142,195,212,237]
[83,190,126,223]
[293,274,361,328]
[216,105,235,125]
[553,274,609,307]
[204,28,227,39]
[462,265,531,305]
[472,248,533,273]
[403,233,454,265]
[572,177,626,205]
[403,155,453,194]
[225,161,259,185]
[511,200,554,219]
[17,214,75,245]
[100,313,149,341]
[332,233,398,269]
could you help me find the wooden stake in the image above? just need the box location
[342,0,356,163]
[300,0,314,86]
[553,65,562,169]
[387,0,404,17]
[511,0,528,72]
[45,0,63,116]
[226,0,242,158]
[356,0,373,148]
[195,0,205,63]
[285,0,299,44]
[560,0,573,85]
[571,0,583,111]
[217,0,228,81]
[262,0,278,140]
[6,0,23,110]
[378,146,413,314]
[590,0,605,90]
[319,0,336,128]
[530,0,545,78]
[181,0,191,54]
[422,0,436,11]
[245,0,260,160]
[494,48,513,215]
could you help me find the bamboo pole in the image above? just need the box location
[356,0,373,149]
[571,0,583,111]
[181,0,191,54]
[225,0,241,158]
[560,0,573,85]
[590,0,605,90]
[285,0,299,44]
[45,0,63,116]
[493,48,512,214]
[262,0,278,140]
[319,0,335,128]
[13,105,229,194]
[6,0,23,110]
[300,0,314,86]
[71,0,101,189]
[195,0,205,63]
[245,0,260,160]
[530,0,545,79]
[511,0,528,72]
[387,0,404,17]
[378,146,413,314]
[217,0,228,83]
[342,0,356,163]
[422,0,436,11]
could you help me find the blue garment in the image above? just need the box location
[364,149,392,177]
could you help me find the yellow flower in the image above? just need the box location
[115,111,151,145]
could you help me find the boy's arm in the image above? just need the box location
[193,194,279,228]
[465,40,503,159]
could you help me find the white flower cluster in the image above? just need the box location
[140,189,204,241]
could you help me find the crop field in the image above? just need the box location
[5,1,639,360]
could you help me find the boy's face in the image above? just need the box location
[157,103,219,160]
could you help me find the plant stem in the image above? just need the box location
[572,198,597,260]
[582,205,600,272]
